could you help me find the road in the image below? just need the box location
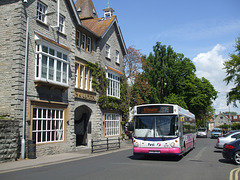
[1,137,239,180]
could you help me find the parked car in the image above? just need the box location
[223,130,240,137]
[211,128,222,139]
[197,127,208,138]
[222,139,240,164]
[215,131,240,149]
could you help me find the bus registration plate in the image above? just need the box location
[149,150,161,154]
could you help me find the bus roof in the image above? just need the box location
[133,104,195,119]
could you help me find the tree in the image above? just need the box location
[138,41,217,122]
[143,42,197,104]
[124,46,143,84]
[183,74,217,120]
[130,73,151,107]
[223,37,240,107]
[143,42,178,103]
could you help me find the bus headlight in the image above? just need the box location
[170,142,175,147]
[134,142,139,147]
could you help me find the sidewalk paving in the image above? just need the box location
[0,140,132,174]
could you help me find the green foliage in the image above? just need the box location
[131,41,218,123]
[183,75,217,120]
[218,124,229,130]
[164,93,187,109]
[86,62,108,95]
[130,73,152,106]
[87,62,130,125]
[231,123,240,130]
[196,119,205,128]
[224,37,240,107]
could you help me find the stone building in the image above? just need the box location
[0,0,127,162]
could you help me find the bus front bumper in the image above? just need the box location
[133,147,181,155]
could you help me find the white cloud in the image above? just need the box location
[193,44,240,114]
[193,44,225,82]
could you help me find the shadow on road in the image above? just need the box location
[128,154,182,162]
[214,150,222,153]
[219,158,234,165]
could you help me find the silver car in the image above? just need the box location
[211,128,222,138]
[215,131,240,149]
[197,127,208,138]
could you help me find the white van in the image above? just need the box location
[197,127,208,138]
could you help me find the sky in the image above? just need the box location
[89,0,240,114]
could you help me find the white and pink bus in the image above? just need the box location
[133,104,196,156]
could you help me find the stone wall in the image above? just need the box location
[0,120,19,163]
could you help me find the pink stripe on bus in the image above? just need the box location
[133,147,181,154]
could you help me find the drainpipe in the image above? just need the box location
[21,16,30,159]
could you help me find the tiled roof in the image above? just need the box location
[75,0,98,19]
[35,32,72,52]
[81,16,116,37]
[106,65,123,75]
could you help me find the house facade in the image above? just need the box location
[214,113,230,128]
[208,113,240,131]
[0,0,127,162]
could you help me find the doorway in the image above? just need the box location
[74,105,92,146]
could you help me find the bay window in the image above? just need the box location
[107,72,120,98]
[35,43,69,86]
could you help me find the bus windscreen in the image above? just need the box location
[134,115,178,138]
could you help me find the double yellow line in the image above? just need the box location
[230,168,240,180]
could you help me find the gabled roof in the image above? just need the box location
[75,0,98,19]
[81,16,116,37]
[81,16,127,55]
[66,0,81,25]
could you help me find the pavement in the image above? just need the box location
[0,140,133,174]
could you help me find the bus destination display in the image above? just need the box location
[137,105,173,114]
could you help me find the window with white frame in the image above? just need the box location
[106,44,110,58]
[75,64,79,88]
[80,65,84,89]
[75,62,92,91]
[89,70,92,91]
[76,31,81,48]
[32,107,64,144]
[107,72,120,98]
[115,50,119,64]
[105,113,120,137]
[37,1,47,23]
[58,14,65,33]
[84,67,88,90]
[82,34,86,50]
[87,37,91,53]
[35,43,69,85]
